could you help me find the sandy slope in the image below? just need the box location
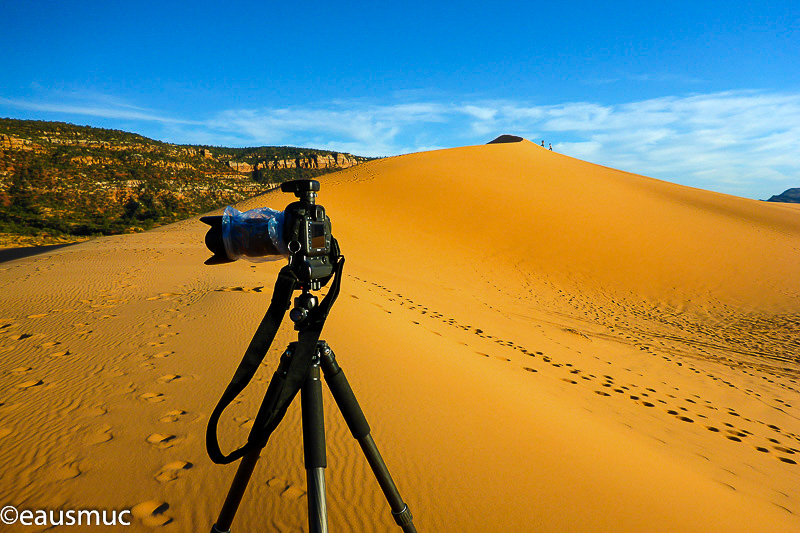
[1,140,798,532]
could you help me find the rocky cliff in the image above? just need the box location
[0,118,371,243]
[260,153,359,170]
[1,133,35,151]
[227,153,359,173]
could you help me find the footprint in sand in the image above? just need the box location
[107,367,126,378]
[152,351,174,358]
[234,416,254,429]
[85,425,113,445]
[10,366,32,375]
[266,477,306,500]
[157,374,181,384]
[130,500,172,527]
[154,461,193,483]
[146,433,180,449]
[49,350,71,358]
[16,379,44,389]
[773,445,797,455]
[80,405,108,417]
[53,460,83,480]
[675,414,695,423]
[140,392,166,403]
[159,410,186,423]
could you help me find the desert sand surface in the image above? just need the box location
[1,139,799,532]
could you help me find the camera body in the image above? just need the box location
[201,179,337,289]
[280,180,334,286]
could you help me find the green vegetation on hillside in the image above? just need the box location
[0,118,370,245]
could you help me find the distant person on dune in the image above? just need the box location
[541,140,545,147]
[549,143,553,151]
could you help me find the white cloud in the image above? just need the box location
[2,89,798,198]
[458,91,800,197]
[0,94,198,125]
[200,102,456,156]
[461,105,497,121]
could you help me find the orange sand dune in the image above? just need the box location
[1,140,798,531]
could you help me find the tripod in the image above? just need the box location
[212,338,416,533]
[207,264,416,533]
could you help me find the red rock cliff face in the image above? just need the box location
[259,153,359,171]
[224,153,360,173]
[1,127,363,174]
[0,134,35,151]
[227,161,255,173]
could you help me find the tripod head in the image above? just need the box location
[281,178,319,203]
[290,288,319,326]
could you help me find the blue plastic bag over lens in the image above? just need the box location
[221,206,288,261]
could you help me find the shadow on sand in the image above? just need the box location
[0,243,81,264]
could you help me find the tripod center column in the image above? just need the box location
[301,354,328,533]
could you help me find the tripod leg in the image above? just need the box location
[318,342,417,533]
[212,344,296,533]
[212,448,261,533]
[302,360,328,533]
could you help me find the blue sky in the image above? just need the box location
[1,1,798,199]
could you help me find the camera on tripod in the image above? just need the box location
[201,179,337,288]
[201,179,416,533]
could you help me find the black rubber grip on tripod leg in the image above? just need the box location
[325,366,371,440]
